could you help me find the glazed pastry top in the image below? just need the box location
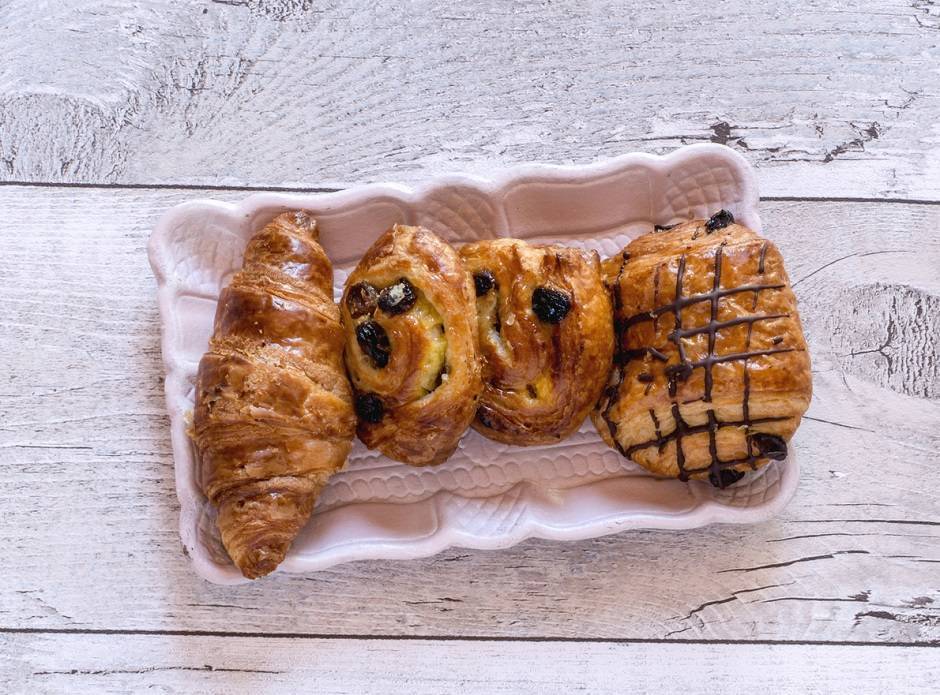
[460,239,614,445]
[341,224,482,466]
[594,212,812,486]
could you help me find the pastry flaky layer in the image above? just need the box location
[459,239,614,445]
[592,212,812,488]
[193,211,356,579]
[341,224,482,466]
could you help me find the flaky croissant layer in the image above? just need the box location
[193,212,355,579]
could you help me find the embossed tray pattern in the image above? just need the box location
[149,144,798,584]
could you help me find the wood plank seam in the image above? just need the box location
[2,180,940,207]
[1,627,938,648]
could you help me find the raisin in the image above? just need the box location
[752,433,788,461]
[355,392,384,423]
[531,287,572,323]
[377,278,416,315]
[709,468,746,489]
[346,282,379,318]
[637,373,654,383]
[705,209,735,232]
[474,270,496,297]
[356,320,391,368]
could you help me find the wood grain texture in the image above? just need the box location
[1,186,938,644]
[3,633,938,694]
[1,0,939,198]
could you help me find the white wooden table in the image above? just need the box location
[2,2,939,692]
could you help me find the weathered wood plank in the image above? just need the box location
[1,186,937,642]
[2,633,938,695]
[1,1,938,198]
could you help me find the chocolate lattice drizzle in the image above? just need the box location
[601,237,795,487]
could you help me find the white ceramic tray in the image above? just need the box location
[149,143,798,584]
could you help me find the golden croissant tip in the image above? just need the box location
[291,210,317,233]
[238,542,290,580]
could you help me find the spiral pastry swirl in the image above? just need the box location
[459,239,614,445]
[341,224,482,466]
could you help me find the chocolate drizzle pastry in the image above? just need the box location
[592,214,812,488]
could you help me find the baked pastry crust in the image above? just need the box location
[193,212,355,579]
[592,213,812,487]
[341,224,482,466]
[459,239,614,445]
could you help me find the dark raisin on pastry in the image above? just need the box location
[377,278,417,315]
[705,209,735,232]
[356,320,391,368]
[531,286,572,324]
[354,392,385,423]
[346,282,379,318]
[709,468,746,489]
[473,270,496,296]
[752,432,788,460]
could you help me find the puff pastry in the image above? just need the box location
[341,224,482,465]
[459,239,614,445]
[192,212,355,579]
[593,211,812,487]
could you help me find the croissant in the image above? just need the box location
[458,239,614,445]
[341,224,482,466]
[192,211,355,579]
[593,211,812,487]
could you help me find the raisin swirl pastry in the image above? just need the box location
[593,211,812,488]
[341,224,482,466]
[193,212,355,579]
[459,239,614,445]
